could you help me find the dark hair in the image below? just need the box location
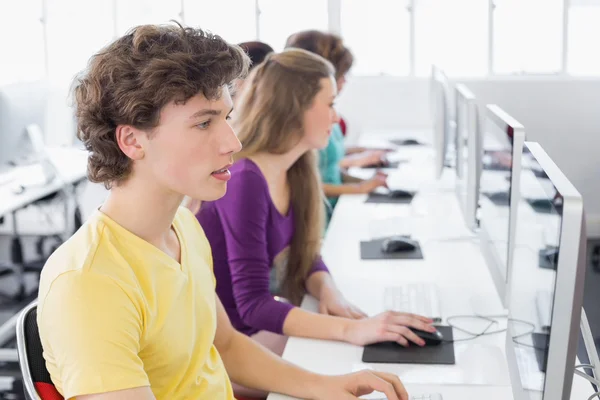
[73,23,249,188]
[285,30,353,78]
[238,41,274,70]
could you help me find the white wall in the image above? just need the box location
[337,77,600,237]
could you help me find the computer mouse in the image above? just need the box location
[487,191,510,203]
[388,189,413,199]
[381,236,418,253]
[528,198,552,211]
[411,328,444,346]
[401,139,421,146]
[538,246,559,270]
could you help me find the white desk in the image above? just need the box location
[0,146,88,218]
[267,138,594,399]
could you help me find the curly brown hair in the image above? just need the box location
[284,30,353,79]
[73,23,249,188]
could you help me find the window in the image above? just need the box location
[183,0,256,44]
[0,0,45,85]
[258,0,328,51]
[492,0,563,74]
[115,0,182,36]
[567,1,600,76]
[46,0,115,82]
[414,0,489,77]
[341,0,410,76]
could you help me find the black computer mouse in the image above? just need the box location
[411,328,444,346]
[381,236,418,253]
[401,139,421,146]
[388,189,413,199]
[487,191,510,203]
[528,198,552,211]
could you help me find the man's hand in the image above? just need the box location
[310,370,409,400]
[319,287,367,320]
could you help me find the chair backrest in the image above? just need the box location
[16,301,64,400]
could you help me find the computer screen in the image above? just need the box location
[0,81,48,169]
[430,66,454,179]
[506,142,586,400]
[454,84,481,231]
[478,104,525,307]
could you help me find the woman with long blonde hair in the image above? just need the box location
[197,49,434,395]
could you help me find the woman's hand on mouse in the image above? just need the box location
[318,288,367,320]
[356,150,388,168]
[358,175,388,193]
[342,311,436,347]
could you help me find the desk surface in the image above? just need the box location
[0,146,87,217]
[267,135,594,399]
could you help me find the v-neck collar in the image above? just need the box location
[95,208,186,272]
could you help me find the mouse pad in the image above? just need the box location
[365,192,415,205]
[527,199,563,215]
[483,192,510,207]
[389,139,424,146]
[362,326,455,365]
[360,238,424,260]
[361,160,404,169]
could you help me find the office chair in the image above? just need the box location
[15,301,262,400]
[16,301,64,400]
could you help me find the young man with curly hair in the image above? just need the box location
[37,24,409,400]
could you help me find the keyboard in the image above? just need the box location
[384,283,442,323]
[371,394,443,400]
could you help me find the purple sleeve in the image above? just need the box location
[308,257,329,277]
[218,171,294,334]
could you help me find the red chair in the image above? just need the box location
[339,116,348,136]
[16,301,64,400]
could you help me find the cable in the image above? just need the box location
[577,364,597,371]
[438,314,529,344]
[574,369,600,387]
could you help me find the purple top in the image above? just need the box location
[197,158,329,336]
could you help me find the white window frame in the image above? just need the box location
[32,0,600,81]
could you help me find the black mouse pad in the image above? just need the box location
[365,192,415,205]
[527,199,563,215]
[360,238,424,260]
[389,139,424,146]
[361,160,404,169]
[483,192,510,207]
[362,326,455,364]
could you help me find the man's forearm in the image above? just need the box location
[219,330,323,398]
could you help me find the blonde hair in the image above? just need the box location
[234,49,335,305]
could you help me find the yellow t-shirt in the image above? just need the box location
[37,207,234,400]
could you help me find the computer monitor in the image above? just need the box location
[505,141,586,400]
[454,84,482,231]
[0,81,48,169]
[478,104,525,307]
[430,66,455,179]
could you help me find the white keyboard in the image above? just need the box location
[384,283,442,323]
[412,395,443,400]
[371,394,442,400]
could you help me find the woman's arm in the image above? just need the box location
[322,172,387,198]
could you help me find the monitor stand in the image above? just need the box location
[579,308,600,390]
